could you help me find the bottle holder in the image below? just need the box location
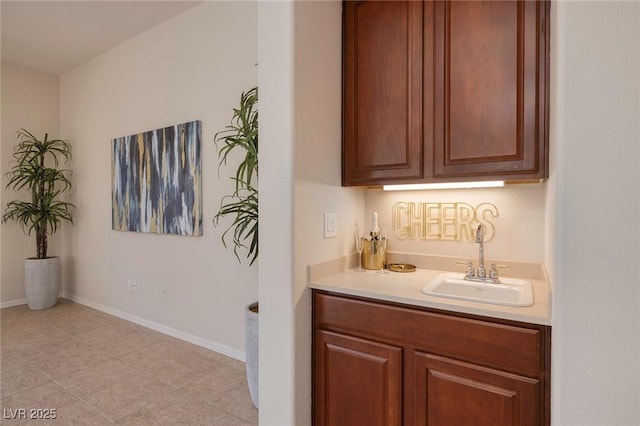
[362,239,386,270]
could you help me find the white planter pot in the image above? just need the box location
[24,257,60,310]
[245,301,259,409]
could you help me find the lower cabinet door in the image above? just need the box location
[413,352,540,426]
[314,330,403,426]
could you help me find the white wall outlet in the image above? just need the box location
[324,213,338,238]
[161,286,167,299]
[131,279,137,292]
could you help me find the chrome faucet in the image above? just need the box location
[459,224,502,284]
[475,224,486,278]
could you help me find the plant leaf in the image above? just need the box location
[213,88,259,265]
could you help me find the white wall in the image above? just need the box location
[550,2,640,424]
[257,1,296,422]
[1,63,60,305]
[258,1,362,424]
[366,184,546,263]
[293,1,363,424]
[58,2,258,357]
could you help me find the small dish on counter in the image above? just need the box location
[387,263,416,273]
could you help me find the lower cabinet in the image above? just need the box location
[315,331,402,426]
[313,290,551,425]
[413,353,540,426]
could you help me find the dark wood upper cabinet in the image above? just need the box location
[433,0,547,179]
[342,0,427,184]
[342,0,550,186]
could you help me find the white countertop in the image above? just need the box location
[310,267,551,326]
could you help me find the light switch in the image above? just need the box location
[324,213,337,238]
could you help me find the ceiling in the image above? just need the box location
[1,1,203,75]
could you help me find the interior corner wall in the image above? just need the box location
[257,1,296,423]
[1,63,60,305]
[58,2,258,357]
[293,1,363,425]
[551,1,640,424]
[258,1,362,424]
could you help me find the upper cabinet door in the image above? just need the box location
[433,0,548,179]
[343,1,427,186]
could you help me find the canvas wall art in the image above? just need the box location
[112,120,202,236]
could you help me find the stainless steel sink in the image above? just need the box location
[421,273,534,307]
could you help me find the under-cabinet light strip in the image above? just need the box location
[382,181,505,191]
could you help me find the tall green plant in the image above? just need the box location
[214,87,258,265]
[2,129,75,259]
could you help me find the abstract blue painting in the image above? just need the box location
[112,120,202,236]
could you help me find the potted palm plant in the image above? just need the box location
[2,129,75,310]
[214,86,259,408]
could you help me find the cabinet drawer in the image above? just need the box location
[314,291,542,376]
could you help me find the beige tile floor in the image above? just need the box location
[0,299,258,425]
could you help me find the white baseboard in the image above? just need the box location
[1,298,27,309]
[60,292,245,362]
